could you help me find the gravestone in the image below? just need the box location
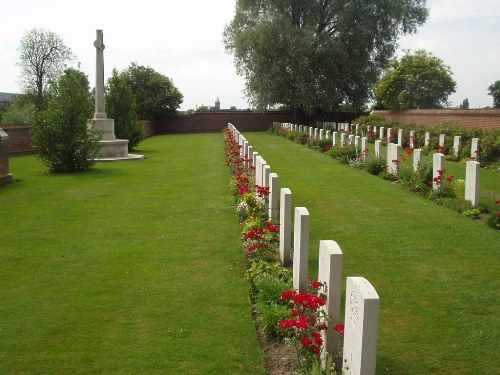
[409,130,415,149]
[255,155,266,186]
[413,149,422,172]
[309,127,313,139]
[326,130,331,140]
[465,161,480,207]
[293,207,309,293]
[342,277,380,375]
[355,124,359,135]
[433,153,445,190]
[439,134,446,147]
[318,240,343,358]
[314,128,318,139]
[387,143,400,175]
[397,129,404,147]
[247,146,254,168]
[471,138,480,159]
[340,133,347,147]
[453,136,461,157]
[348,134,354,145]
[354,136,360,150]
[379,127,385,140]
[319,129,324,140]
[387,128,392,143]
[268,172,279,220]
[361,137,368,161]
[424,132,430,146]
[279,188,293,266]
[374,140,382,159]
[252,152,260,177]
[332,132,338,146]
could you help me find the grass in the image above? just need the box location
[243,131,499,375]
[0,134,265,374]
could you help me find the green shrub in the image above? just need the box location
[31,68,99,173]
[327,144,357,164]
[0,99,37,125]
[463,208,481,219]
[257,301,292,338]
[365,157,386,176]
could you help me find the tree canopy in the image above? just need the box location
[31,68,99,173]
[373,50,456,110]
[106,69,143,151]
[223,0,428,113]
[122,62,183,120]
[17,28,74,110]
[487,80,500,108]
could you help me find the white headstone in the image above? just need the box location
[433,153,445,190]
[263,165,271,214]
[387,128,392,143]
[293,207,309,293]
[255,155,265,185]
[342,277,380,375]
[332,132,338,147]
[247,146,254,168]
[439,134,446,147]
[318,240,343,358]
[354,136,360,150]
[413,148,422,172]
[453,136,461,157]
[379,127,385,140]
[409,130,415,149]
[397,129,404,147]
[424,132,430,146]
[268,173,279,220]
[319,129,324,140]
[374,140,382,159]
[465,161,480,207]
[340,133,347,147]
[361,137,368,161]
[279,188,293,266]
[471,138,480,159]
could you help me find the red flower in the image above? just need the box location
[281,290,297,300]
[313,331,323,346]
[406,149,413,155]
[301,337,313,347]
[402,157,407,162]
[295,316,309,329]
[279,319,296,329]
[311,281,323,289]
[446,176,454,182]
[312,345,321,356]
[334,324,345,336]
[495,199,500,204]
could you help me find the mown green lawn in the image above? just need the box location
[0,134,265,374]
[243,131,499,375]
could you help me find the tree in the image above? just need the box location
[374,50,456,110]
[17,28,74,110]
[31,68,99,173]
[487,80,500,108]
[0,95,36,124]
[106,69,143,151]
[223,0,428,114]
[122,62,183,120]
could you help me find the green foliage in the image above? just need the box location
[122,62,183,120]
[374,50,456,110]
[326,144,357,164]
[487,80,500,108]
[257,301,292,339]
[224,0,428,112]
[17,28,74,110]
[0,96,36,124]
[106,69,143,151]
[31,68,99,173]
[463,208,481,219]
[365,157,386,176]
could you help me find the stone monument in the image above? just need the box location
[88,29,143,161]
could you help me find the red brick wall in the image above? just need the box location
[1,125,36,155]
[0,129,14,187]
[154,111,295,134]
[373,109,500,130]
[138,120,155,138]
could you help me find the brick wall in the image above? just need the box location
[373,109,500,130]
[1,125,36,155]
[154,111,295,134]
[0,128,14,187]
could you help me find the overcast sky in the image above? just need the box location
[0,0,499,110]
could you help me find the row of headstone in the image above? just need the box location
[249,123,380,374]
[278,123,481,158]
[229,123,279,220]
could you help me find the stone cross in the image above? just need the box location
[93,30,107,120]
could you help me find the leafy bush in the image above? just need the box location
[364,157,386,175]
[0,98,36,125]
[31,68,99,173]
[257,301,292,338]
[327,144,357,164]
[106,69,143,151]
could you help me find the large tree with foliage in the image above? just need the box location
[31,68,99,173]
[487,80,500,108]
[106,69,143,151]
[374,50,456,110]
[122,62,183,120]
[223,0,428,113]
[17,28,74,110]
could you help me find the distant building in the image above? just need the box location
[0,92,17,103]
[214,97,220,110]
